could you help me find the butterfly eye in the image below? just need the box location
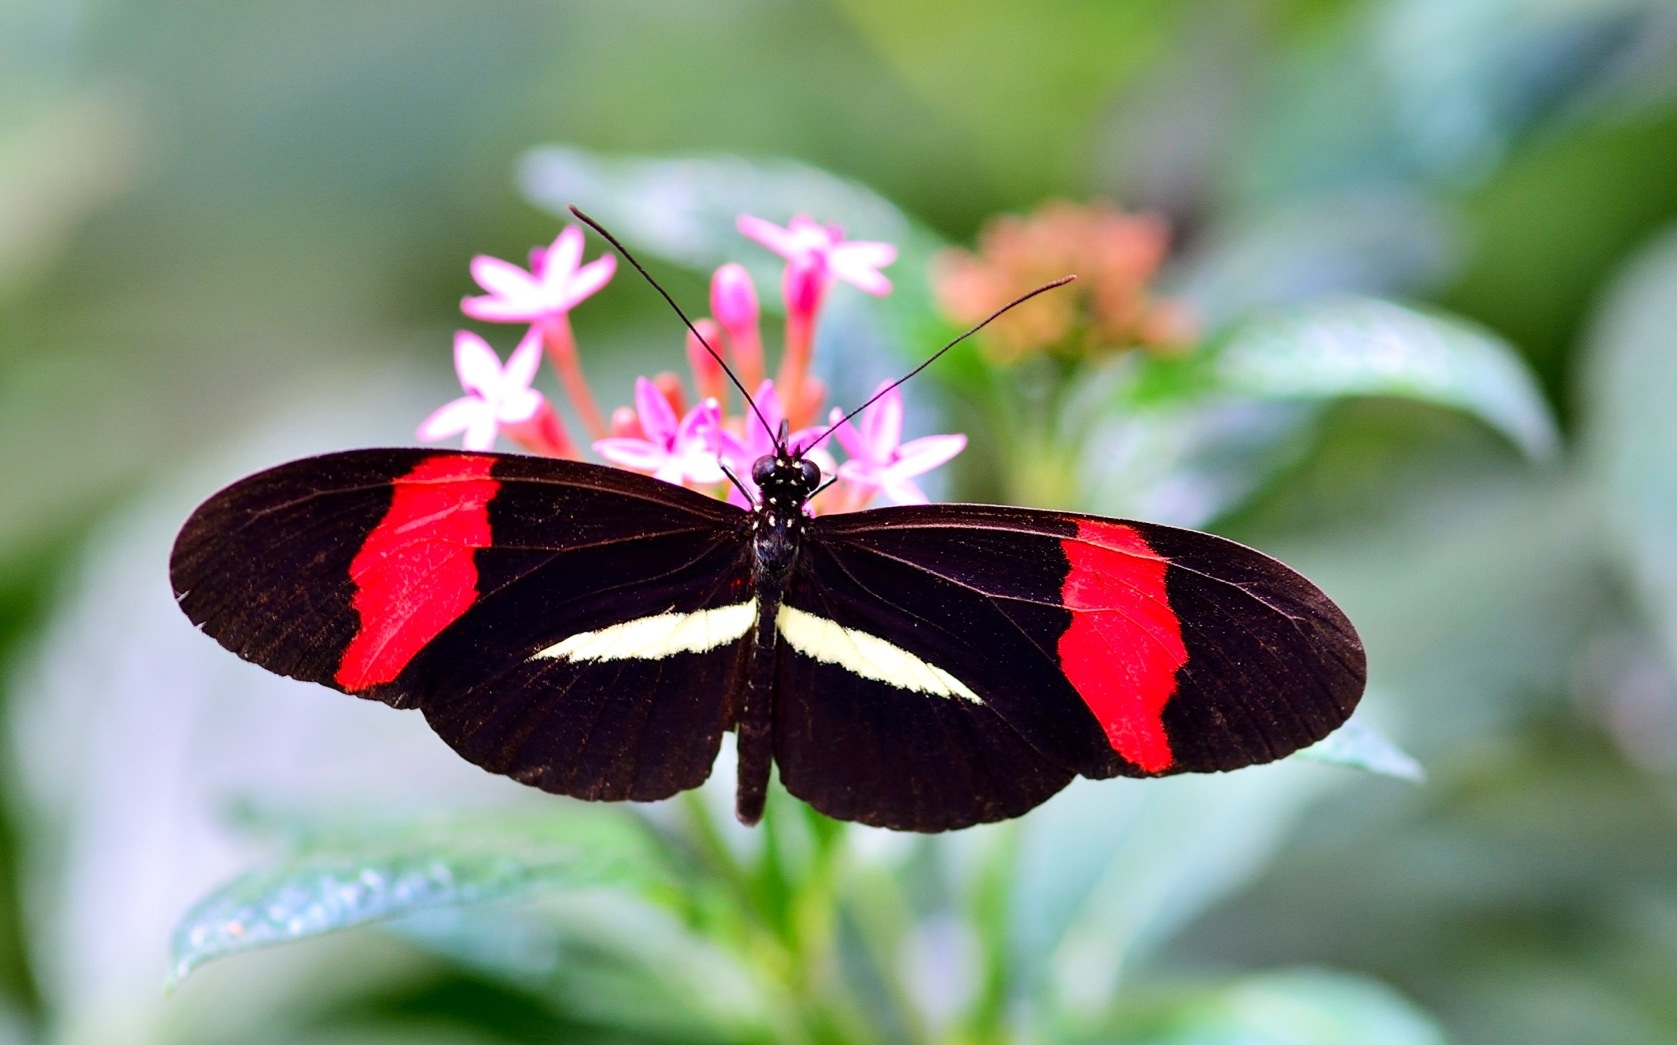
[798,459,820,487]
[751,457,776,485]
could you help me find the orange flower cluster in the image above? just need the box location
[933,201,1194,363]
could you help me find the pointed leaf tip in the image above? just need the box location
[1212,296,1559,461]
[167,811,663,986]
[1294,717,1425,782]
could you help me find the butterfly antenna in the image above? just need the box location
[569,206,780,450]
[812,275,1076,448]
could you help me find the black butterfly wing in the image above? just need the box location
[772,504,1365,831]
[171,449,755,801]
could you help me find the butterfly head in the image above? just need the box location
[751,451,821,512]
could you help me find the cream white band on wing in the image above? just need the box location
[775,604,982,703]
[534,599,757,663]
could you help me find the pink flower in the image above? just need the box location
[711,262,760,331]
[418,330,548,451]
[461,225,616,323]
[594,378,729,486]
[720,380,832,508]
[684,318,726,405]
[829,383,966,506]
[736,214,897,296]
[711,263,764,390]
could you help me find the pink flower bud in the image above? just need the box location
[652,371,687,418]
[685,318,726,405]
[504,400,577,458]
[712,264,764,390]
[783,259,826,322]
[610,405,643,439]
[711,264,759,333]
[794,377,827,431]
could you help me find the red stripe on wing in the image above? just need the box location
[336,454,499,691]
[1059,521,1188,773]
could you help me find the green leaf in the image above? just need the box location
[1096,969,1446,1045]
[1173,191,1459,326]
[1208,296,1559,460]
[518,145,983,420]
[1268,474,1610,754]
[169,809,665,986]
[828,0,1179,199]
[1071,395,1321,527]
[394,894,772,1042]
[1292,713,1425,782]
[517,146,956,408]
[1585,225,1677,672]
[518,145,946,311]
[1009,761,1338,1014]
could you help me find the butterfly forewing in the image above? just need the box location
[172,449,756,800]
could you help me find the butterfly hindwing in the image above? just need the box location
[770,617,1077,831]
[171,449,756,800]
[405,498,755,801]
[770,505,1364,829]
[769,517,1102,831]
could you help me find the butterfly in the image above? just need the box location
[170,438,1364,833]
[169,214,1365,833]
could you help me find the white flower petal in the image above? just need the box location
[682,452,726,485]
[461,295,542,323]
[557,254,616,310]
[835,268,892,296]
[504,327,545,391]
[833,240,896,268]
[880,476,929,505]
[470,255,539,298]
[594,438,669,473]
[497,388,543,423]
[416,396,484,441]
[890,433,966,477]
[452,332,505,397]
[787,214,839,252]
[544,226,585,282]
[737,214,801,260]
[462,415,501,451]
[829,242,897,295]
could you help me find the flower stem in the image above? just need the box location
[732,324,766,393]
[537,313,607,438]
[778,263,826,431]
[504,401,578,458]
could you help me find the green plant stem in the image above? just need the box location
[682,786,882,1045]
[844,861,934,1044]
[679,789,757,915]
[962,821,1021,1045]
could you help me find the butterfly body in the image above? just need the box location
[734,452,822,823]
[172,447,1365,832]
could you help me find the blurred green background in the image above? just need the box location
[5,0,1677,1042]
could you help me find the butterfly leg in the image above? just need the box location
[735,584,782,825]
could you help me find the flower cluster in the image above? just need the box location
[419,214,964,512]
[932,200,1194,363]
